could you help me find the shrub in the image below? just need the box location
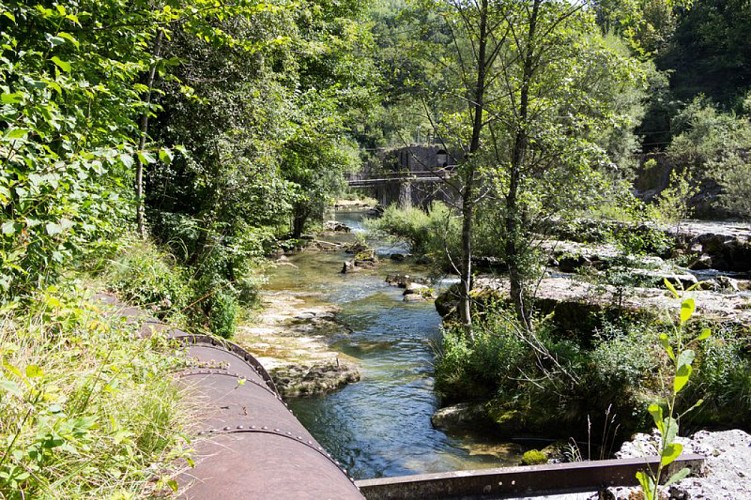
[0,285,189,497]
[366,202,459,257]
[434,309,527,403]
[521,449,547,465]
[102,237,192,325]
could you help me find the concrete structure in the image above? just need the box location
[348,145,459,208]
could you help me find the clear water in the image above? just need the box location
[266,210,522,480]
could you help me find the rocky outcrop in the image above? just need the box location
[385,274,435,302]
[435,276,751,329]
[235,291,360,397]
[323,220,351,232]
[272,359,360,397]
[670,221,751,272]
[341,248,379,273]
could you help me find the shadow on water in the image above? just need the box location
[272,210,523,480]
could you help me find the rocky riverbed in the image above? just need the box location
[234,289,360,398]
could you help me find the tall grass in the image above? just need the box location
[0,285,190,498]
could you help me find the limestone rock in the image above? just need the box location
[431,402,493,432]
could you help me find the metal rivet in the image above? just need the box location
[197,431,204,436]
[297,436,302,440]
[274,428,280,432]
[223,426,231,431]
[250,425,257,429]
[286,431,292,435]
[237,425,244,430]
[209,429,216,433]
[262,426,268,430]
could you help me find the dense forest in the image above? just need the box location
[1,0,750,496]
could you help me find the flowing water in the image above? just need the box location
[265,210,523,480]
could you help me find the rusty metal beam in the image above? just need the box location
[355,455,704,499]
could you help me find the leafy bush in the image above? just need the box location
[434,309,527,402]
[366,202,459,257]
[0,286,189,497]
[103,238,192,325]
[0,2,141,300]
[521,449,548,465]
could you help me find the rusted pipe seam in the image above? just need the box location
[173,333,278,393]
[196,427,356,481]
[176,369,278,397]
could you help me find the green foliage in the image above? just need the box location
[0,285,189,497]
[366,202,459,258]
[520,449,547,466]
[647,169,697,224]
[667,96,751,217]
[434,308,527,402]
[102,237,192,324]
[0,0,145,299]
[661,0,751,107]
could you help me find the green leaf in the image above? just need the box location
[25,365,43,378]
[137,151,156,165]
[660,442,683,467]
[4,128,29,140]
[1,221,15,235]
[50,56,71,73]
[697,328,711,341]
[680,298,695,324]
[635,470,655,498]
[677,349,695,369]
[57,32,80,49]
[1,92,24,104]
[167,479,179,492]
[664,278,680,299]
[119,153,134,169]
[665,467,691,487]
[648,403,664,431]
[662,416,679,445]
[46,222,63,236]
[0,377,23,397]
[47,35,66,47]
[674,363,693,393]
[3,11,16,23]
[659,333,675,361]
[158,148,174,164]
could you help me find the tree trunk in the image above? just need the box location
[292,203,309,239]
[506,0,541,331]
[135,29,163,238]
[458,0,490,337]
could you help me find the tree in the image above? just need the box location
[418,0,646,331]
[659,0,751,108]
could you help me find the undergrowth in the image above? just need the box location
[434,304,751,443]
[0,284,191,498]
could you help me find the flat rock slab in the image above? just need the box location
[466,276,751,327]
[235,290,360,397]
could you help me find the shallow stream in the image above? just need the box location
[263,211,523,480]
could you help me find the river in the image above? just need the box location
[263,210,523,480]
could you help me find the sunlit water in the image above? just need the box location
[265,210,522,480]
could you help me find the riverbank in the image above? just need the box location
[235,287,360,397]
